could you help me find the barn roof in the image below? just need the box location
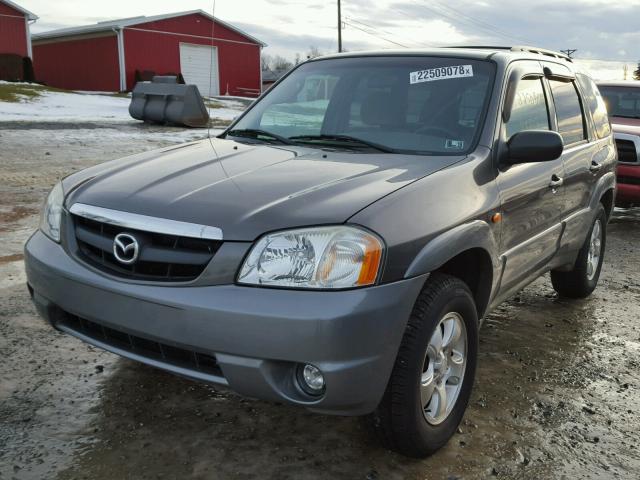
[1,0,38,20]
[31,10,265,46]
[262,68,289,83]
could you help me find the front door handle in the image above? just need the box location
[589,161,602,173]
[548,175,564,189]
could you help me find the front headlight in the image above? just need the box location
[238,226,384,289]
[39,182,64,242]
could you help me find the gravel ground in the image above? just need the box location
[0,123,639,480]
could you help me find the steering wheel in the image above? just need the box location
[414,125,459,139]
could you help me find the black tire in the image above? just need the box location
[370,273,479,458]
[551,204,607,298]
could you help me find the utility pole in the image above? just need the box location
[624,64,628,81]
[338,0,342,53]
[561,49,577,58]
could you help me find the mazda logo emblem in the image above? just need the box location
[113,233,140,264]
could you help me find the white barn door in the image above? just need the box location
[179,43,220,97]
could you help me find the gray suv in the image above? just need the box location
[25,46,616,457]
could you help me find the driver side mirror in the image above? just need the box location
[507,130,564,164]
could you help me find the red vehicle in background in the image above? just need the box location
[598,82,640,207]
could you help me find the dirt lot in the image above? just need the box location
[1,122,639,480]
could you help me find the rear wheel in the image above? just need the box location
[551,204,607,298]
[370,274,478,458]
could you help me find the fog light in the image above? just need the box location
[298,364,325,395]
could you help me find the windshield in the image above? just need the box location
[226,56,495,155]
[599,86,640,119]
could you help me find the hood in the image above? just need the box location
[66,138,465,240]
[611,117,640,136]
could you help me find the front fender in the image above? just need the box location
[589,171,616,215]
[404,220,500,277]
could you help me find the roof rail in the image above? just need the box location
[448,45,573,62]
[448,46,513,50]
[510,46,573,62]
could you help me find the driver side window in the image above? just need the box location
[505,78,550,139]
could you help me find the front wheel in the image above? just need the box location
[551,204,607,298]
[370,273,479,458]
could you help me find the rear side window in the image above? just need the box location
[576,74,611,139]
[505,78,550,139]
[549,80,586,145]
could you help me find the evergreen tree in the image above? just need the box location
[634,62,640,81]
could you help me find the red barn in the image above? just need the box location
[31,10,265,96]
[0,0,37,58]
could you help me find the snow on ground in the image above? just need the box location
[0,86,247,124]
[0,85,250,146]
[1,90,132,123]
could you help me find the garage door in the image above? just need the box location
[179,43,220,97]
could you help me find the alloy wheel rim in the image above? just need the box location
[587,219,602,281]
[421,312,467,425]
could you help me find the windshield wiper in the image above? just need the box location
[226,129,294,145]
[289,134,396,153]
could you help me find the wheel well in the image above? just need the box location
[434,248,493,319]
[600,188,615,218]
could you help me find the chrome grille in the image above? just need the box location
[72,215,221,282]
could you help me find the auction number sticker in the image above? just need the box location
[410,65,474,84]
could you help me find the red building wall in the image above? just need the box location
[123,13,261,95]
[30,13,261,94]
[33,35,120,91]
[0,2,28,57]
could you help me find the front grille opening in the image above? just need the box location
[618,175,640,186]
[59,313,223,378]
[616,139,638,164]
[73,216,222,282]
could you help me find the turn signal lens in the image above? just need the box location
[357,235,383,286]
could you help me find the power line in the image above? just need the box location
[342,20,410,48]
[430,0,536,45]
[396,1,534,46]
[345,16,432,48]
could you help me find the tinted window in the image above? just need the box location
[550,80,585,145]
[598,85,640,120]
[231,57,495,155]
[576,74,611,139]
[505,78,549,138]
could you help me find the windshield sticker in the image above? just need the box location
[410,65,474,84]
[445,139,465,150]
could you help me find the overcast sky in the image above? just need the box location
[22,0,640,80]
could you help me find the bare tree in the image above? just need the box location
[261,54,294,72]
[306,46,323,59]
[261,54,273,71]
[272,55,294,71]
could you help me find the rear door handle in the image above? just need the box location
[548,175,564,189]
[589,161,602,173]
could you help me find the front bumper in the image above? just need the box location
[25,231,426,415]
[616,164,640,206]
